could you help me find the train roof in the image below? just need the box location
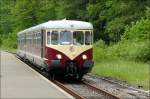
[18,20,93,35]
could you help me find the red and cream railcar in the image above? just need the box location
[17,20,94,79]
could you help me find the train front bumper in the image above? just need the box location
[50,60,62,69]
[82,60,94,73]
[47,59,94,75]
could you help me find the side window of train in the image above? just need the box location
[35,32,38,48]
[85,31,91,45]
[34,33,36,47]
[47,32,50,44]
[38,32,41,46]
[17,36,19,49]
[51,31,58,45]
[31,33,33,47]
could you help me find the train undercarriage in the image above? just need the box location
[45,60,93,80]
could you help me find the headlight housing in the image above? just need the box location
[56,54,62,59]
[82,54,87,60]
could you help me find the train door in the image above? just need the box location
[41,29,46,58]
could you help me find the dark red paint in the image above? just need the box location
[44,47,93,69]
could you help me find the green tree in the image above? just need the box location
[119,7,150,61]
[12,0,38,30]
[0,0,15,35]
[87,0,150,44]
[56,0,89,20]
[35,0,57,23]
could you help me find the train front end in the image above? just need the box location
[44,22,93,79]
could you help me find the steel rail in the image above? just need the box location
[83,81,122,99]
[53,80,85,99]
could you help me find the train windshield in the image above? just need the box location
[47,30,93,45]
[60,31,72,45]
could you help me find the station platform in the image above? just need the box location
[0,51,74,99]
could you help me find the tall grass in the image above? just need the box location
[92,59,149,90]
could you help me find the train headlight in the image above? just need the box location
[56,54,62,59]
[82,54,87,60]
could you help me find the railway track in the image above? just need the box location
[82,81,121,99]
[53,78,121,99]
[53,80,85,99]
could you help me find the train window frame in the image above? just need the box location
[33,33,34,48]
[91,31,93,44]
[85,31,92,45]
[72,30,93,46]
[36,32,38,48]
[47,31,51,44]
[35,32,37,48]
[46,29,93,46]
[38,32,41,46]
[60,30,73,45]
[35,33,37,48]
[51,30,59,45]
[31,33,33,48]
[73,31,84,45]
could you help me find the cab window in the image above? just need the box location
[51,31,59,45]
[73,31,84,45]
[85,31,91,45]
[60,31,72,45]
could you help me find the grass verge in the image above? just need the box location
[0,47,16,53]
[92,59,149,90]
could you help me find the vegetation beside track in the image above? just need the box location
[0,0,149,90]
[92,59,149,90]
[92,17,150,90]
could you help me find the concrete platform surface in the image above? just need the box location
[0,51,74,99]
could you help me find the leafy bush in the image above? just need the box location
[122,19,150,41]
[94,14,150,62]
[136,41,150,61]
[107,41,149,61]
[145,7,150,19]
[0,38,2,48]
[121,17,150,61]
[107,16,150,62]
[1,32,17,49]
[93,40,108,61]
